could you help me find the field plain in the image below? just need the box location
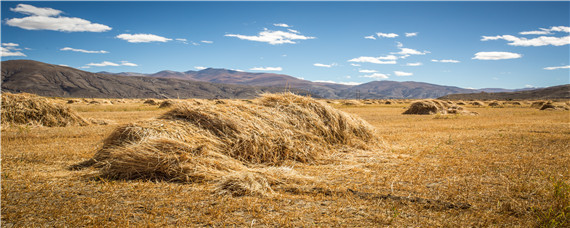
[2,99,569,227]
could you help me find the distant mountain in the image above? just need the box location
[1,60,308,99]
[439,84,570,100]
[337,81,476,99]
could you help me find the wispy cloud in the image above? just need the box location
[350,63,361,67]
[405,32,418,37]
[60,47,108,54]
[406,62,422,66]
[1,43,26,57]
[225,28,315,45]
[195,66,207,70]
[361,73,389,79]
[431,59,460,63]
[391,47,429,57]
[394,71,413,76]
[519,26,570,35]
[472,51,522,60]
[358,69,377,73]
[287,29,299,33]
[364,35,376,40]
[86,61,137,67]
[544,65,570,70]
[482,35,570,46]
[201,40,213,44]
[377,32,398,38]
[314,63,336,68]
[6,4,111,32]
[274,23,290,28]
[116,33,172,43]
[250,66,282,71]
[348,55,398,65]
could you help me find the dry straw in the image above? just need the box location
[1,92,89,127]
[403,99,477,115]
[73,93,380,196]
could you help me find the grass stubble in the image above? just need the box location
[1,94,569,227]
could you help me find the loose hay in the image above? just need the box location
[1,93,89,127]
[143,99,158,105]
[73,93,380,196]
[158,100,177,108]
[403,99,477,115]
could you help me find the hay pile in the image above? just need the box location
[158,100,177,108]
[73,93,379,196]
[531,101,546,108]
[539,103,570,111]
[403,99,477,115]
[488,101,502,107]
[143,99,158,105]
[1,93,90,127]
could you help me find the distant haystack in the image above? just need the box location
[158,100,177,108]
[471,101,484,106]
[531,101,546,108]
[67,99,80,104]
[456,101,466,105]
[89,100,100,105]
[72,93,379,196]
[1,93,89,127]
[539,103,569,111]
[488,101,502,107]
[384,101,392,105]
[143,99,158,105]
[403,99,477,115]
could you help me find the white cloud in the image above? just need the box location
[195,66,207,70]
[225,28,315,45]
[405,32,418,37]
[288,29,299,34]
[525,84,535,88]
[361,73,389,79]
[364,35,376,40]
[230,69,244,72]
[519,26,570,35]
[377,32,398,38]
[1,47,26,57]
[348,55,397,64]
[6,4,111,32]
[472,51,522,60]
[120,61,137,67]
[314,63,334,68]
[391,47,429,56]
[11,4,62,17]
[394,71,413,76]
[201,40,213,44]
[396,41,403,48]
[60,47,108,54]
[482,35,570,46]
[250,66,282,71]
[431,59,460,63]
[116,33,172,43]
[314,80,362,85]
[274,23,290,28]
[359,69,377,73]
[406,62,422,66]
[350,63,361,67]
[2,43,20,47]
[175,38,188,44]
[544,65,570,70]
[87,61,137,67]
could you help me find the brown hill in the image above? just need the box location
[338,81,476,99]
[1,60,307,99]
[439,84,570,100]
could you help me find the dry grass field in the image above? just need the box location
[2,97,569,227]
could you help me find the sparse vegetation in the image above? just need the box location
[2,95,569,226]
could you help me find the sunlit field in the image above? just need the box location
[2,97,569,227]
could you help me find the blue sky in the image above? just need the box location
[1,1,569,89]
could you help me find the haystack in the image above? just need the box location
[72,93,379,196]
[403,99,477,115]
[531,101,546,108]
[143,99,158,105]
[158,100,177,108]
[488,101,502,107]
[471,101,484,106]
[1,93,89,127]
[539,103,569,111]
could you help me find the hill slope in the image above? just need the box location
[338,81,476,99]
[439,84,570,100]
[1,60,306,99]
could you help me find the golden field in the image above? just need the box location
[1,97,569,227]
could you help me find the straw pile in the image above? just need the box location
[1,93,89,127]
[73,93,379,196]
[403,99,477,115]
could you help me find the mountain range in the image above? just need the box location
[2,60,565,100]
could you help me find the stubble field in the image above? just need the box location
[2,98,569,227]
